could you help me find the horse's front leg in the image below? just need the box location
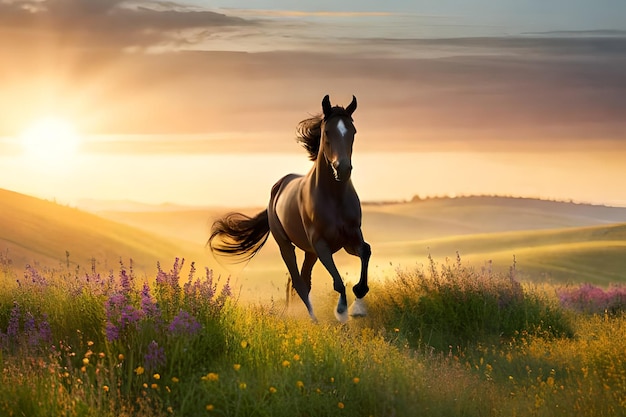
[313,240,348,322]
[345,238,371,317]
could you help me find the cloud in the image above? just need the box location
[0,0,250,51]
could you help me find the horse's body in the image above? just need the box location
[209,95,370,321]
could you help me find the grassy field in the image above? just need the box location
[1,255,625,416]
[2,190,626,415]
[4,189,626,302]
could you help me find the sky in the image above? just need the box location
[0,0,625,207]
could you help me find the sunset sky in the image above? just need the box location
[1,0,625,207]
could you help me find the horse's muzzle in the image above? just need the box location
[331,160,352,182]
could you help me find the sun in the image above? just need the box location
[19,116,81,164]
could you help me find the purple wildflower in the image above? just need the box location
[168,310,202,337]
[140,282,161,319]
[105,292,143,342]
[7,301,20,339]
[144,340,166,371]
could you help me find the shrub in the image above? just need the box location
[371,254,572,350]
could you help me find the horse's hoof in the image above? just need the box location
[349,298,367,317]
[334,308,349,323]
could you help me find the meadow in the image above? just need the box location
[1,252,626,417]
[2,190,626,415]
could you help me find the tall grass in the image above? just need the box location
[1,252,625,416]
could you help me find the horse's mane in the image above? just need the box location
[295,114,322,161]
[295,107,352,161]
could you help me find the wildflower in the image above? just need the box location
[171,377,179,383]
[153,373,161,380]
[202,372,219,382]
[240,340,248,349]
[338,402,345,409]
[151,383,158,390]
[140,282,161,319]
[295,338,303,346]
[330,377,335,383]
[82,358,90,366]
[81,366,87,373]
[352,377,360,384]
[394,328,400,333]
[296,381,304,389]
[99,352,105,359]
[206,404,214,411]
[118,354,125,361]
[269,386,277,394]
[87,341,94,347]
[144,340,166,371]
[135,366,145,375]
[167,406,173,413]
[239,382,247,390]
[168,310,201,336]
[293,354,301,361]
[103,385,109,393]
[547,377,555,388]
[233,364,241,371]
[282,360,290,368]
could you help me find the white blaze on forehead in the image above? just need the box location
[337,119,348,137]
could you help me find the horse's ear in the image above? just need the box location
[322,95,332,118]
[346,95,357,116]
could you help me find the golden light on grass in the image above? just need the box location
[19,115,80,165]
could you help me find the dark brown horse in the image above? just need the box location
[208,95,370,322]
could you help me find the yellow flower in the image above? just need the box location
[87,341,94,347]
[394,328,400,333]
[233,364,241,371]
[151,383,158,390]
[352,377,360,384]
[103,385,109,393]
[547,377,555,388]
[153,373,161,380]
[135,366,145,375]
[171,377,180,383]
[338,402,345,409]
[99,352,105,359]
[167,406,173,414]
[82,358,89,366]
[80,366,87,373]
[293,354,301,361]
[296,381,304,389]
[282,360,290,368]
[269,386,277,394]
[239,382,247,390]
[206,404,214,411]
[240,340,248,349]
[330,377,335,383]
[118,354,125,361]
[202,372,219,382]
[295,338,303,346]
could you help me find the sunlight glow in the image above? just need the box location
[19,116,80,164]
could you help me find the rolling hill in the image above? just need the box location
[3,189,625,301]
[85,196,626,290]
[0,188,206,272]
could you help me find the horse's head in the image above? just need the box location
[320,95,357,182]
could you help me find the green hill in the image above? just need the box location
[87,196,626,290]
[0,188,205,272]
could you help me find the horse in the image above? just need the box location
[208,95,370,322]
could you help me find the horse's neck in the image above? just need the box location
[311,156,350,199]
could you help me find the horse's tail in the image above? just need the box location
[208,210,270,262]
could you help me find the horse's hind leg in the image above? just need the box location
[301,252,317,293]
[278,242,317,321]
